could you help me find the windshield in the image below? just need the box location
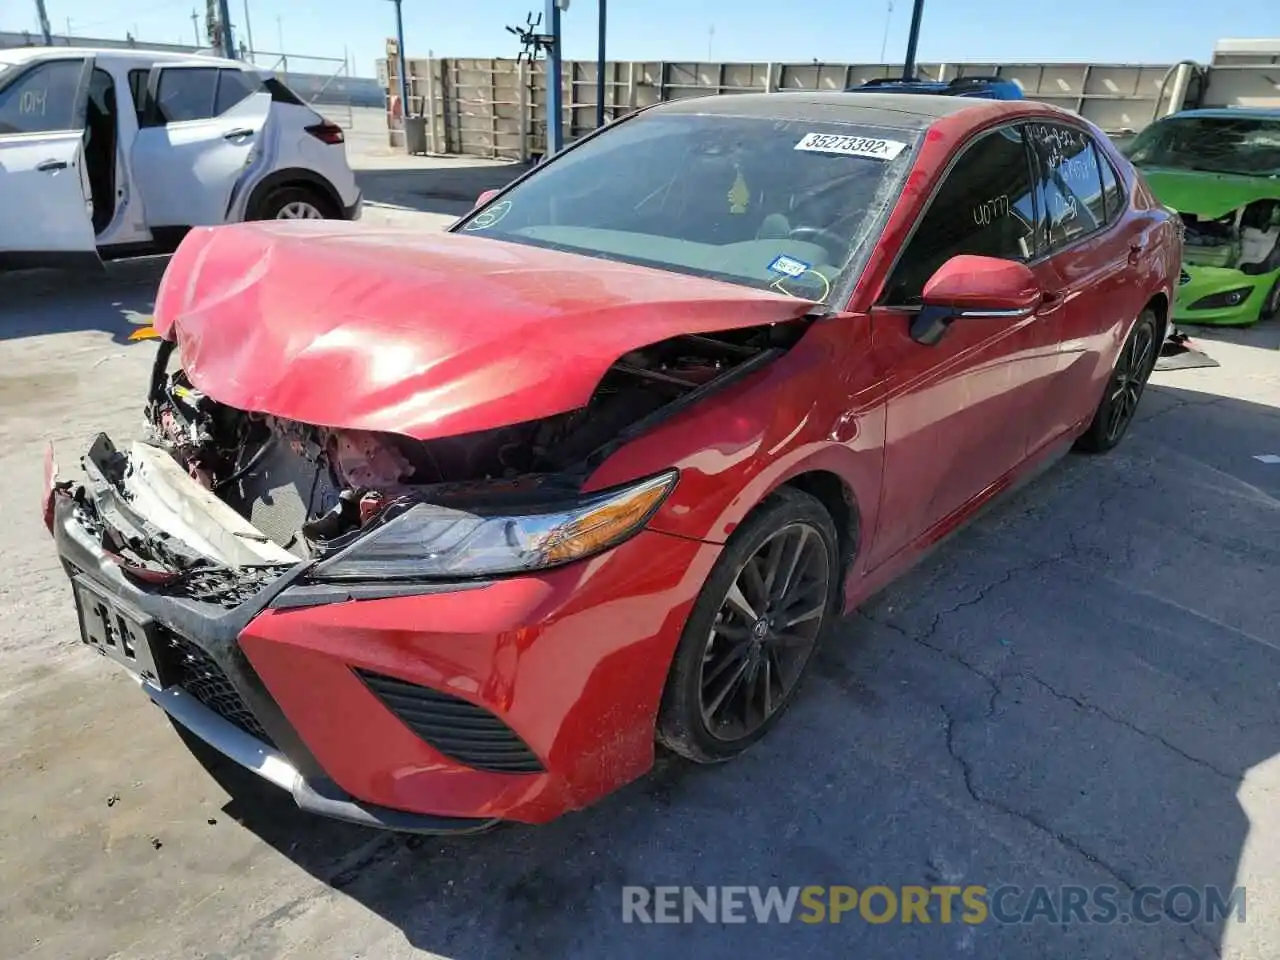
[453,113,919,303]
[1126,115,1280,177]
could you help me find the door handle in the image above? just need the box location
[36,159,68,172]
[1036,289,1066,316]
[1128,241,1147,266]
[223,128,256,140]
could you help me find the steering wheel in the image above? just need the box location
[787,226,846,262]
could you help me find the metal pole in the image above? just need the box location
[545,0,563,154]
[879,0,893,63]
[901,0,924,80]
[390,0,410,118]
[595,0,606,128]
[35,0,52,44]
[242,0,256,60]
[217,0,236,58]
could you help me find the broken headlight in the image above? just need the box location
[310,470,678,581]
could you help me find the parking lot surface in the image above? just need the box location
[2,137,1279,958]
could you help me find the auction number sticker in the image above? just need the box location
[794,132,907,160]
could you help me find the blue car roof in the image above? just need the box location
[845,76,1024,100]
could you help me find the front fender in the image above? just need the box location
[582,318,887,551]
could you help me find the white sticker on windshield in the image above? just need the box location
[768,254,811,278]
[794,132,907,160]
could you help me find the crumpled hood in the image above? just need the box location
[1139,167,1280,219]
[153,222,817,440]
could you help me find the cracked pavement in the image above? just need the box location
[2,133,1280,955]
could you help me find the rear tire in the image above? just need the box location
[656,488,840,764]
[250,185,339,221]
[1074,308,1159,454]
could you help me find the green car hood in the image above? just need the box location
[1139,167,1280,219]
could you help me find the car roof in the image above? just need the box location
[0,45,244,70]
[648,90,1047,131]
[1165,107,1280,121]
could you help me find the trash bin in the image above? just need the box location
[404,116,428,155]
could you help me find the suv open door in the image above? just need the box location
[0,56,101,271]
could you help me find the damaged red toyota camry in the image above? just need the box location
[45,92,1179,833]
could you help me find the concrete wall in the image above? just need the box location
[381,44,1280,160]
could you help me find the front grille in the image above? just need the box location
[356,669,543,774]
[162,633,275,746]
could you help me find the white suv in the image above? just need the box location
[0,46,362,271]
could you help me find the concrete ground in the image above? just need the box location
[2,122,1279,959]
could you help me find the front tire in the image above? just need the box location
[1075,308,1159,454]
[656,488,840,763]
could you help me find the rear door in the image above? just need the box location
[0,56,100,270]
[864,123,1058,568]
[130,65,270,227]
[1023,121,1151,447]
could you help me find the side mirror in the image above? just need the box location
[474,188,501,209]
[910,255,1042,346]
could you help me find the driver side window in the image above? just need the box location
[0,59,85,135]
[882,124,1039,305]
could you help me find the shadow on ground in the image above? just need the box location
[198,382,1280,959]
[0,258,166,344]
[355,161,530,218]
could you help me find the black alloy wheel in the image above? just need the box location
[1075,309,1160,453]
[657,488,840,763]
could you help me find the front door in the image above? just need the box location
[864,123,1054,569]
[130,65,271,227]
[0,56,100,270]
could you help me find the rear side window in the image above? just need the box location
[214,69,261,114]
[0,59,84,134]
[1027,122,1107,248]
[882,125,1039,304]
[155,67,218,123]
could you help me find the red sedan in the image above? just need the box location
[46,92,1179,832]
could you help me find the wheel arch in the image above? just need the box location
[779,470,861,589]
[241,168,344,221]
[1144,290,1170,342]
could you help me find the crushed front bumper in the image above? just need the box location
[46,438,497,835]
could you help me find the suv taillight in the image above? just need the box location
[305,120,345,145]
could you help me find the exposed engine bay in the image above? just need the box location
[67,321,808,593]
[1180,200,1280,274]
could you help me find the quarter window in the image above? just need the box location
[1097,147,1124,222]
[1027,122,1106,248]
[882,125,1039,305]
[0,59,84,134]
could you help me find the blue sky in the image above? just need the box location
[12,0,1278,78]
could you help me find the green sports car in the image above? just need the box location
[1126,108,1280,326]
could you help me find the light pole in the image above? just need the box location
[388,0,410,119]
[901,0,924,80]
[216,0,236,59]
[595,0,606,129]
[34,0,52,44]
[544,0,565,154]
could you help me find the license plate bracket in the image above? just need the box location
[73,576,163,682]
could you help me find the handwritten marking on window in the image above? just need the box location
[973,194,1011,226]
[19,88,48,116]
